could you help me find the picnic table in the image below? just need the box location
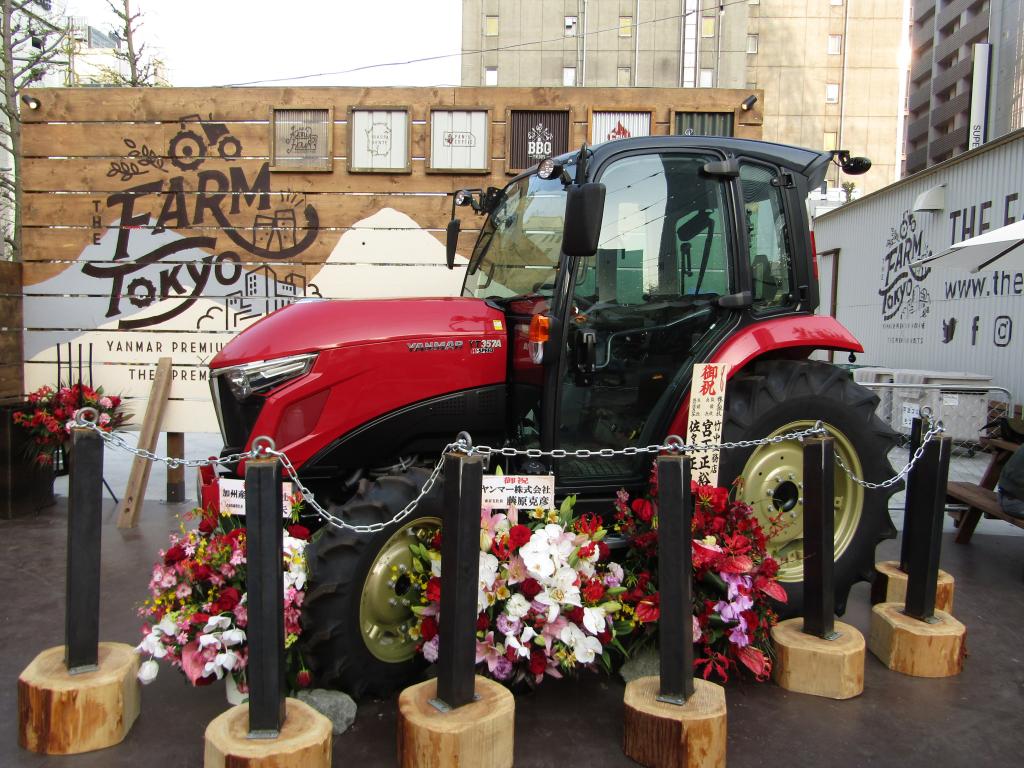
[946,437,1024,542]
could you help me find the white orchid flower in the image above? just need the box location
[215,649,239,672]
[137,659,159,684]
[505,633,532,658]
[198,633,222,649]
[136,632,167,658]
[154,616,178,637]
[203,660,226,680]
[519,535,555,579]
[559,623,602,664]
[203,615,232,633]
[221,628,246,647]
[583,606,607,635]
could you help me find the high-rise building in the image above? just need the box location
[461,1,907,195]
[904,0,1023,175]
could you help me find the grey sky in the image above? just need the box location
[65,0,463,87]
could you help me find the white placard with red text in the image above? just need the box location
[686,363,729,486]
[219,478,294,517]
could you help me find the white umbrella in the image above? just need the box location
[921,219,1024,273]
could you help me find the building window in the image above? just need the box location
[825,83,840,103]
[617,66,631,86]
[823,131,837,151]
[828,34,842,55]
[565,16,578,36]
[699,69,714,87]
[485,66,498,86]
[484,16,499,37]
[747,34,758,53]
[701,17,715,38]
[563,67,577,86]
[619,16,633,37]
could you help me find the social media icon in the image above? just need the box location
[941,318,957,344]
[994,316,1012,347]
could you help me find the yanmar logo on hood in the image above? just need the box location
[407,340,464,352]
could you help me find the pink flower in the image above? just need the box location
[180,641,214,685]
[99,396,113,409]
[422,636,439,663]
[99,412,111,426]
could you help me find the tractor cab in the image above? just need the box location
[451,137,850,492]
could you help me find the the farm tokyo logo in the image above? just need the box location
[285,125,318,153]
[83,119,321,330]
[366,122,393,156]
[878,210,933,328]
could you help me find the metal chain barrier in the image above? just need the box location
[835,420,946,490]
[70,410,941,532]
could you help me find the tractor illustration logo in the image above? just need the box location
[168,114,242,171]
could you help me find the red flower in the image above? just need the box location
[597,541,610,561]
[296,670,313,688]
[287,525,310,540]
[529,650,547,676]
[192,564,213,581]
[636,594,660,624]
[476,613,489,631]
[215,587,242,612]
[164,545,186,565]
[519,578,542,600]
[582,579,606,603]
[577,542,596,560]
[631,498,655,523]
[490,536,512,560]
[420,616,438,641]
[425,577,441,603]
[573,513,602,535]
[198,513,218,535]
[508,524,532,550]
[758,557,779,579]
[567,606,585,625]
[736,646,771,681]
[190,612,210,626]
[597,630,612,645]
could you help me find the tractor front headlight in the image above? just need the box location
[217,353,317,401]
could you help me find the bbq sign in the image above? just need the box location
[507,109,570,173]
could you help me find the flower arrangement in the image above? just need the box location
[613,465,787,682]
[11,383,129,467]
[136,496,311,694]
[405,497,631,687]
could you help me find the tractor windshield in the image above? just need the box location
[462,174,567,300]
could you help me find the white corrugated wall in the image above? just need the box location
[814,129,1024,399]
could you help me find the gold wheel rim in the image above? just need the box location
[359,516,441,663]
[737,420,863,583]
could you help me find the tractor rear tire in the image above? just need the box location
[301,468,443,698]
[718,359,898,615]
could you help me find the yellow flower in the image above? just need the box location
[702,535,718,546]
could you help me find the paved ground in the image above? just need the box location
[2,464,1023,767]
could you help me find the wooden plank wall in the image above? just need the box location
[20,86,763,431]
[0,261,23,402]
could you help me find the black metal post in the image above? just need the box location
[245,455,286,737]
[899,417,924,572]
[65,427,103,673]
[904,435,953,622]
[656,455,694,704]
[802,436,838,640]
[434,452,484,711]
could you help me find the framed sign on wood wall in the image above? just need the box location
[505,108,571,174]
[348,107,412,173]
[428,108,490,173]
[270,107,333,172]
[589,109,654,144]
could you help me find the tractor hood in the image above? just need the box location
[210,297,507,369]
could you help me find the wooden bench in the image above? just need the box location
[946,480,1024,543]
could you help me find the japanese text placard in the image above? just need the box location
[686,363,729,486]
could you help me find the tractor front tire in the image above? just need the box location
[718,359,898,615]
[301,468,443,698]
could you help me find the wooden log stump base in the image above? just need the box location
[623,676,726,768]
[771,618,865,699]
[868,602,966,678]
[397,675,514,768]
[18,642,140,755]
[871,560,954,612]
[204,697,332,768]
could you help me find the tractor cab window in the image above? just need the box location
[557,151,733,481]
[462,175,568,300]
[740,163,794,310]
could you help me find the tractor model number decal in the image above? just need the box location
[406,340,465,351]
[470,339,502,355]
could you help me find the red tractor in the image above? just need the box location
[204,136,894,696]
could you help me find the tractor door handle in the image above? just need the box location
[574,329,597,385]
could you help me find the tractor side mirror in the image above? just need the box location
[445,219,461,270]
[561,182,606,258]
